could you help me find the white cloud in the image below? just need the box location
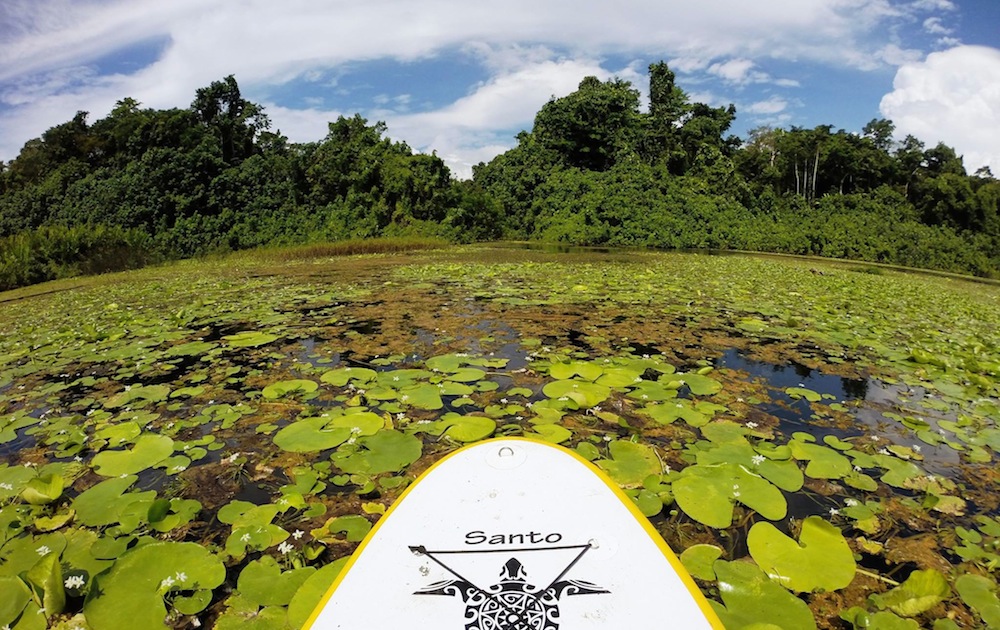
[908,0,955,11]
[0,0,965,167]
[745,97,789,115]
[708,59,757,84]
[881,45,1000,174]
[922,17,951,35]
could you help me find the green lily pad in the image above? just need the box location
[320,367,377,386]
[676,373,723,396]
[165,340,216,357]
[84,542,226,629]
[104,385,171,409]
[625,380,679,402]
[549,360,604,381]
[314,515,372,543]
[331,430,422,475]
[72,476,155,527]
[596,440,660,488]
[439,414,497,442]
[262,379,318,400]
[0,575,32,628]
[871,569,950,617]
[286,558,350,630]
[91,434,175,477]
[679,544,723,581]
[956,574,1000,628]
[747,516,856,592]
[237,555,316,607]
[224,331,280,348]
[786,387,822,402]
[20,472,64,505]
[711,560,817,630]
[542,379,611,408]
[526,423,572,444]
[673,463,787,527]
[274,417,351,453]
[26,551,64,620]
[790,438,852,479]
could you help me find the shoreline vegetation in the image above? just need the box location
[1,65,998,291]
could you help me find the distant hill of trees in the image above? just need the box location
[1,67,997,290]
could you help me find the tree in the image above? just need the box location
[862,118,895,152]
[191,75,270,165]
[532,76,643,171]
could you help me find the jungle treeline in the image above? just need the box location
[1,65,998,290]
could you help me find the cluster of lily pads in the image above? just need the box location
[1,247,1000,629]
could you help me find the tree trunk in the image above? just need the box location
[812,147,820,202]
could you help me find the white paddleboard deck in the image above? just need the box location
[306,438,722,629]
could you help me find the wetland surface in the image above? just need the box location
[2,246,1000,629]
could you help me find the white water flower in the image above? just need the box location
[829,508,840,517]
[751,454,766,466]
[175,572,187,582]
[278,541,294,555]
[293,530,305,540]
[64,575,86,589]
[241,533,252,542]
[844,498,859,507]
[160,576,175,589]
[0,483,13,491]
[500,398,508,404]
[36,545,51,556]
[745,421,759,429]
[912,444,922,452]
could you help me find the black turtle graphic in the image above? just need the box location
[412,549,608,630]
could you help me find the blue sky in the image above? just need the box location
[1,0,998,178]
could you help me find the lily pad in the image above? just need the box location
[262,379,318,400]
[320,367,377,387]
[675,373,723,396]
[84,542,226,629]
[679,544,723,581]
[237,556,316,607]
[542,379,611,408]
[331,430,422,475]
[224,331,280,348]
[673,463,787,527]
[439,414,497,442]
[526,423,572,444]
[711,560,817,630]
[286,558,350,629]
[956,574,1000,628]
[596,440,660,488]
[91,434,175,477]
[871,569,950,617]
[747,516,855,592]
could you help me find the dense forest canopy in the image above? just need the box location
[1,65,998,290]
